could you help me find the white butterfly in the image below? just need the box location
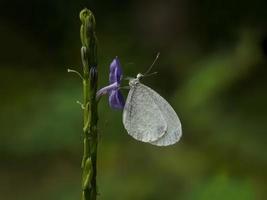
[123,73,182,146]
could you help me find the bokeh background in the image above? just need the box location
[1,0,267,199]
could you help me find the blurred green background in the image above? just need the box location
[1,0,267,199]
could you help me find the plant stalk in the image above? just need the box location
[80,8,98,200]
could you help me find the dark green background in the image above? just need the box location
[0,0,266,199]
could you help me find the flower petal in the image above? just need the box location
[109,90,125,109]
[96,82,119,98]
[109,57,122,84]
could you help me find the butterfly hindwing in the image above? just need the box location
[140,84,182,146]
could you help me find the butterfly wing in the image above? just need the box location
[123,83,167,143]
[141,84,182,146]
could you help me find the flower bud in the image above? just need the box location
[81,46,88,70]
[90,67,98,89]
[80,8,96,47]
[79,8,98,68]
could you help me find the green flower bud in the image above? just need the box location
[79,8,98,68]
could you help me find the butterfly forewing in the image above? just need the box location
[123,84,167,143]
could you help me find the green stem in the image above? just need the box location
[79,8,98,200]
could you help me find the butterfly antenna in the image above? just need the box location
[144,52,160,75]
[144,71,158,77]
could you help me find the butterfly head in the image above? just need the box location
[137,73,144,79]
[129,73,143,86]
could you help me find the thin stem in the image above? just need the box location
[79,8,98,200]
[67,68,84,80]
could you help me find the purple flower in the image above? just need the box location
[97,57,125,109]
